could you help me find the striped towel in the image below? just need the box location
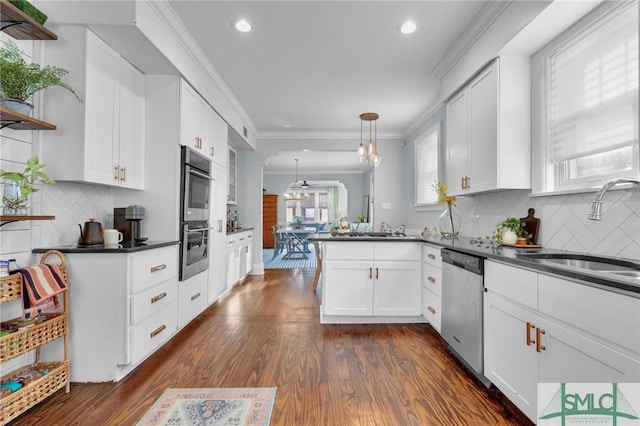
[16,264,68,318]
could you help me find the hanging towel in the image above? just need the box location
[16,264,68,318]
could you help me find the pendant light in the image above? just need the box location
[284,158,309,201]
[357,112,382,167]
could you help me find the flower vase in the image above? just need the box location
[438,205,460,238]
[2,181,29,215]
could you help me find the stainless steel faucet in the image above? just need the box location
[588,177,640,221]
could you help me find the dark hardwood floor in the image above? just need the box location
[10,269,533,425]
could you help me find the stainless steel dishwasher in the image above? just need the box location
[441,248,491,387]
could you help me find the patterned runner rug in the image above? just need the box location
[137,387,276,426]
[263,246,317,269]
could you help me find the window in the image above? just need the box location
[415,123,440,206]
[533,1,638,193]
[285,190,328,223]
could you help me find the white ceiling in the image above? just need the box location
[167,1,492,172]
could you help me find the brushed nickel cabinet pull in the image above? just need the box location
[121,166,126,182]
[526,322,535,346]
[466,176,471,189]
[427,306,436,314]
[427,276,436,283]
[210,146,214,157]
[369,267,372,279]
[427,253,436,260]
[536,328,546,352]
[150,292,167,304]
[150,264,167,273]
[114,166,119,180]
[191,292,201,301]
[150,324,166,338]
[375,267,379,279]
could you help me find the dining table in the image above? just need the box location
[276,227,315,259]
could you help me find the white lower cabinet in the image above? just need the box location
[422,244,442,332]
[178,271,208,328]
[322,242,422,322]
[63,245,178,382]
[226,230,253,288]
[484,260,640,422]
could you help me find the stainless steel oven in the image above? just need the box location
[181,221,210,281]
[180,146,213,281]
[181,146,212,222]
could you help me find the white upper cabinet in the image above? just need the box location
[41,26,145,189]
[179,80,228,168]
[445,57,531,196]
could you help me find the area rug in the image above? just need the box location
[263,247,317,269]
[137,387,277,426]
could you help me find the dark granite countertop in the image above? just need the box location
[226,227,253,235]
[310,234,640,296]
[33,240,179,254]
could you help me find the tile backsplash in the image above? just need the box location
[453,188,640,259]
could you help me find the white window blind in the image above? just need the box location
[549,2,638,163]
[415,125,439,205]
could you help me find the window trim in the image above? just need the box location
[531,0,639,195]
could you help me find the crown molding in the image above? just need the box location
[143,0,257,136]
[256,130,404,140]
[431,1,511,80]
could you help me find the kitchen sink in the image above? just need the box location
[515,253,640,273]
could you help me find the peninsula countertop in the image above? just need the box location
[32,240,179,254]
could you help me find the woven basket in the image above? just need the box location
[0,313,68,362]
[0,361,69,425]
[0,250,67,303]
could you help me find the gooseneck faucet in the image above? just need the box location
[588,177,640,221]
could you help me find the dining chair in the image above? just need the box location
[271,225,289,259]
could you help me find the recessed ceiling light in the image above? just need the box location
[399,21,417,35]
[281,124,292,128]
[234,19,252,32]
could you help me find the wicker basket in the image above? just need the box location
[0,313,68,362]
[0,361,69,425]
[0,250,67,303]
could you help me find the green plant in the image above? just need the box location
[357,214,367,223]
[488,217,531,243]
[0,39,81,102]
[289,216,304,228]
[1,157,55,198]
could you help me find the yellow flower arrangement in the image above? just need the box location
[433,181,458,237]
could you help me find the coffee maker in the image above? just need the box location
[114,205,146,243]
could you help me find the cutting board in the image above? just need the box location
[520,208,540,245]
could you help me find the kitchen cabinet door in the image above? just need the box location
[484,292,539,422]
[323,261,373,316]
[208,165,228,304]
[228,146,237,204]
[445,90,468,195]
[179,82,202,150]
[538,317,640,384]
[117,58,145,189]
[204,107,228,168]
[178,270,208,328]
[373,260,421,316]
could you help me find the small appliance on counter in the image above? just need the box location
[77,218,104,247]
[114,205,147,243]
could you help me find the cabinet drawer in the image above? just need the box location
[325,242,374,260]
[422,244,442,267]
[130,301,177,364]
[423,267,442,297]
[130,279,177,325]
[131,246,178,294]
[374,243,420,261]
[178,273,208,327]
[423,287,441,333]
[485,260,538,310]
[539,274,640,354]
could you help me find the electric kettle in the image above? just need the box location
[78,218,104,246]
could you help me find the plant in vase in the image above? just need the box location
[289,216,304,229]
[0,40,81,115]
[488,217,531,245]
[434,181,459,237]
[1,157,55,215]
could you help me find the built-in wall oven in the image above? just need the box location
[180,146,213,281]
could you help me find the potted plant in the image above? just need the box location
[357,214,367,223]
[489,217,531,245]
[289,216,304,229]
[1,157,55,215]
[0,40,81,115]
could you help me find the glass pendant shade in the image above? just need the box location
[357,112,382,167]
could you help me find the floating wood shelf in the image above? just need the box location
[0,0,57,40]
[0,107,56,130]
[0,215,55,227]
